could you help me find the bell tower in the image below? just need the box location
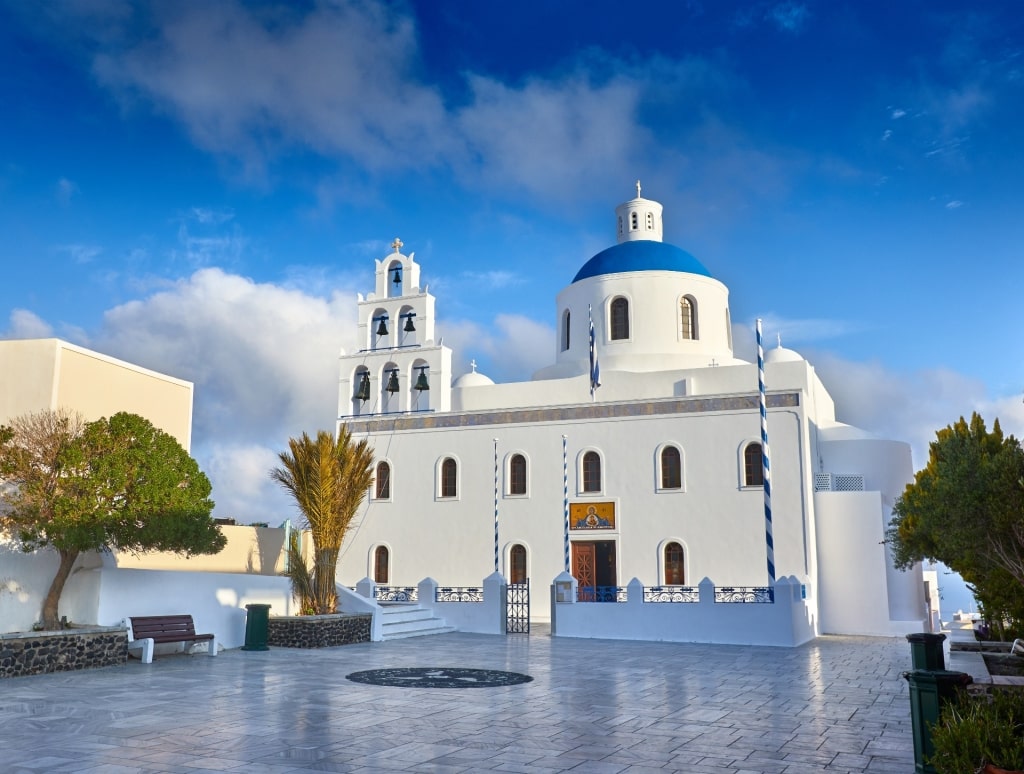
[338,239,452,420]
[615,180,663,244]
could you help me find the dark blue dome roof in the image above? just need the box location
[572,240,711,283]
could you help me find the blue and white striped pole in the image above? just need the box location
[756,318,776,585]
[493,438,500,573]
[562,434,570,573]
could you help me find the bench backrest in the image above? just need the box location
[130,615,199,642]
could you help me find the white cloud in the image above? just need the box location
[190,207,235,225]
[55,177,78,204]
[60,243,102,264]
[1,309,54,339]
[91,1,452,177]
[438,314,554,383]
[89,268,358,522]
[769,2,809,33]
[461,270,524,290]
[945,199,963,209]
[809,351,1024,470]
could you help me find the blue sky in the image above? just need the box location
[2,0,1022,563]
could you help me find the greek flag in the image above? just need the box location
[589,304,601,397]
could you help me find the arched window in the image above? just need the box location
[664,542,685,585]
[617,216,623,236]
[744,443,764,487]
[509,454,527,495]
[374,546,389,584]
[610,297,629,340]
[387,261,402,298]
[510,544,527,584]
[582,451,602,493]
[375,461,391,500]
[630,211,638,230]
[562,309,571,351]
[441,457,458,498]
[680,296,697,340]
[646,212,654,230]
[660,446,682,490]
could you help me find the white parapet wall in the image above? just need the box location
[1,525,307,635]
[551,575,817,647]
[92,567,295,650]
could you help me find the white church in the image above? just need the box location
[335,186,929,638]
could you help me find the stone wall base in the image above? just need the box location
[267,614,371,648]
[0,627,128,678]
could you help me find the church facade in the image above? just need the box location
[335,188,927,637]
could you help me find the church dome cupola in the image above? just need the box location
[615,180,663,244]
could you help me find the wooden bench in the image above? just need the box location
[127,615,217,663]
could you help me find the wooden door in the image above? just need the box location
[572,542,596,602]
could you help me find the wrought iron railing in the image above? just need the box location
[375,586,418,602]
[714,586,774,603]
[435,587,483,602]
[643,586,700,603]
[577,585,627,603]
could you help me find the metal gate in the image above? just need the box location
[506,580,530,634]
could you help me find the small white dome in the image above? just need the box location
[764,343,804,364]
[452,360,494,388]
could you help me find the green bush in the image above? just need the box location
[930,689,1024,773]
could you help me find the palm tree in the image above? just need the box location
[271,427,374,614]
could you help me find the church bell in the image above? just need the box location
[354,373,371,402]
[404,314,416,332]
[392,269,402,284]
[414,369,430,391]
[376,317,389,336]
[386,370,400,393]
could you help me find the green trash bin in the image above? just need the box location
[903,669,972,774]
[242,603,270,651]
[907,632,947,671]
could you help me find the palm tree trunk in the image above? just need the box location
[41,548,79,629]
[313,546,339,614]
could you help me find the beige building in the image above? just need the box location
[0,338,193,450]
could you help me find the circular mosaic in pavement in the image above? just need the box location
[345,667,533,688]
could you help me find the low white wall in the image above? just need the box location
[0,539,105,633]
[352,574,508,637]
[419,573,506,635]
[93,568,295,649]
[2,526,309,635]
[551,576,816,647]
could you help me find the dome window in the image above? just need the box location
[630,212,638,231]
[646,212,653,230]
[610,297,630,340]
[680,296,698,340]
[562,309,571,351]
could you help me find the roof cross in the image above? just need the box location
[391,238,403,253]
[635,180,642,198]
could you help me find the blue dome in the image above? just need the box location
[572,240,711,283]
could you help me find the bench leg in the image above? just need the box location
[128,638,155,664]
[208,635,218,657]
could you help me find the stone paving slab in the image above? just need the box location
[0,629,917,773]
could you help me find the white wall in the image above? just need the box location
[551,576,816,646]
[93,568,295,649]
[815,491,925,635]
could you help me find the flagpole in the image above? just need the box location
[589,304,600,402]
[562,434,570,573]
[756,318,776,586]
[493,438,500,574]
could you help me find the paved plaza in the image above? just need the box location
[1,628,916,773]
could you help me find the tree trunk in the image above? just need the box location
[313,546,339,614]
[41,548,79,630]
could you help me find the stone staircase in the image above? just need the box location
[379,603,455,641]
